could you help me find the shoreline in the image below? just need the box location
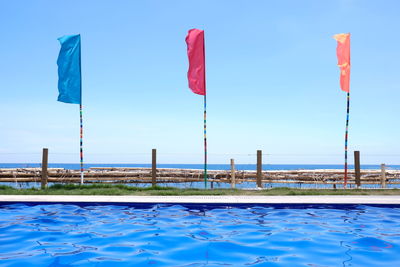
[1,163,400,172]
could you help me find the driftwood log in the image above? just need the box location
[0,167,399,187]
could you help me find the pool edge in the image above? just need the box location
[0,195,399,204]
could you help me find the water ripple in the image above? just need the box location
[0,203,399,266]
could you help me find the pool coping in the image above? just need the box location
[0,195,399,204]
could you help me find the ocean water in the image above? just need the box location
[0,203,399,266]
[1,163,400,170]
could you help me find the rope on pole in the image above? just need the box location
[204,94,207,188]
[344,92,350,188]
[80,104,84,184]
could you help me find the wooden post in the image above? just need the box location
[230,158,236,189]
[354,151,361,188]
[152,149,157,186]
[380,164,386,188]
[256,150,263,188]
[41,148,48,189]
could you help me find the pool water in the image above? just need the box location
[0,203,399,266]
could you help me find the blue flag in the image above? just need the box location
[57,34,81,104]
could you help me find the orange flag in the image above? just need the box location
[333,33,351,93]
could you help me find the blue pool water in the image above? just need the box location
[0,203,399,266]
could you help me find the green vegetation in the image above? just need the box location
[0,184,399,195]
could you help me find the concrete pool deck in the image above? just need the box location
[0,195,399,204]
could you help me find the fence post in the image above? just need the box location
[152,149,157,186]
[41,148,48,189]
[230,159,236,189]
[256,150,263,188]
[380,164,386,188]
[354,151,361,188]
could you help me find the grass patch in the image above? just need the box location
[0,184,399,196]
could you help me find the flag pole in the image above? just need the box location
[333,33,351,189]
[185,29,207,188]
[79,104,84,184]
[79,38,84,185]
[344,92,350,188]
[56,34,83,184]
[204,94,207,188]
[203,33,207,189]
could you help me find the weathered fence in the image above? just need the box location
[1,148,399,188]
[1,167,399,188]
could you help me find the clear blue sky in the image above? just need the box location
[0,0,399,164]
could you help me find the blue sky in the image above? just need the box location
[0,0,399,164]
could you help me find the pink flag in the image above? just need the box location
[185,29,206,95]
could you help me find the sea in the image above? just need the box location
[1,163,400,170]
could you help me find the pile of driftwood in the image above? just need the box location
[0,167,399,188]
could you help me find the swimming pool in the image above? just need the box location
[0,203,399,266]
